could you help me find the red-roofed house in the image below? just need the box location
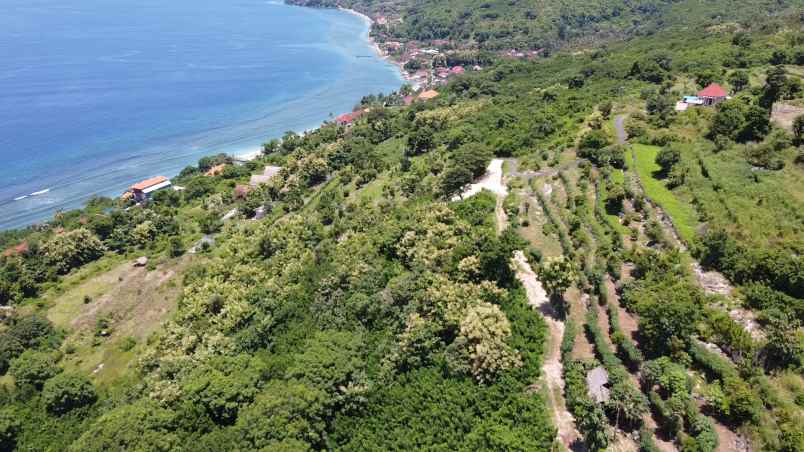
[697,83,728,106]
[3,241,29,258]
[418,90,439,101]
[130,176,172,202]
[335,108,369,126]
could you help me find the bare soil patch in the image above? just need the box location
[453,158,507,200]
[771,102,804,132]
[47,256,192,383]
[513,252,582,449]
[66,258,188,340]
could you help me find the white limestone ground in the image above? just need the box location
[452,158,508,201]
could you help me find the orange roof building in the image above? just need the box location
[2,241,29,258]
[418,90,439,100]
[205,164,226,177]
[130,176,172,202]
[335,108,370,126]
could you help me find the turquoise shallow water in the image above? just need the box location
[0,0,401,230]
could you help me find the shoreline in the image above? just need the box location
[1,4,405,231]
[338,7,416,87]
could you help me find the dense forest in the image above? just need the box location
[1,0,803,450]
[288,0,799,51]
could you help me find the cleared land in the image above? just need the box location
[46,256,191,384]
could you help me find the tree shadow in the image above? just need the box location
[568,438,587,452]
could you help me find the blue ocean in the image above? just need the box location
[0,0,402,230]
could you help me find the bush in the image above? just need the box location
[168,237,185,257]
[655,145,680,175]
[578,144,626,168]
[42,373,98,414]
[0,409,21,452]
[561,318,577,359]
[69,401,180,452]
[7,313,59,348]
[9,350,60,389]
[0,334,24,375]
[639,425,661,452]
[41,228,106,274]
[579,129,612,151]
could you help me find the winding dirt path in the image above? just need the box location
[513,251,583,449]
[495,193,508,235]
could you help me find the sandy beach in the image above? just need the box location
[339,7,416,86]
[339,8,381,55]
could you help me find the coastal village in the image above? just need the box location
[323,7,548,126]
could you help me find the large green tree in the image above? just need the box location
[9,350,60,389]
[41,228,106,274]
[69,401,180,452]
[42,373,98,415]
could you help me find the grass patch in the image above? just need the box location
[44,257,189,385]
[632,144,698,243]
[519,198,564,259]
[609,168,625,185]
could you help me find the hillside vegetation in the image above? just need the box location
[290,0,799,51]
[1,1,803,451]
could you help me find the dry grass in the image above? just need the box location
[770,102,804,132]
[47,256,194,385]
[568,288,595,360]
[519,196,564,258]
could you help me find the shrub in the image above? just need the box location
[7,314,59,348]
[9,350,60,389]
[0,334,24,375]
[69,401,180,452]
[0,409,21,452]
[561,318,577,359]
[639,425,661,452]
[42,373,98,414]
[579,129,612,151]
[41,228,106,274]
[655,145,680,175]
[578,144,626,168]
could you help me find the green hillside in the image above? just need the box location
[1,2,803,451]
[290,0,801,50]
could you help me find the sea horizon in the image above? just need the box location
[0,0,402,231]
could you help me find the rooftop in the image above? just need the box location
[335,108,370,125]
[418,90,439,100]
[131,176,169,191]
[698,83,727,98]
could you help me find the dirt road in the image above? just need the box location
[513,251,582,449]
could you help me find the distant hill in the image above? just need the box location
[287,0,802,50]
